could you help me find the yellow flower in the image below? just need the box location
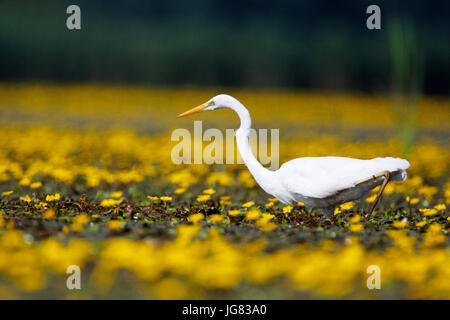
[6,220,14,229]
[349,223,363,233]
[265,202,274,208]
[62,225,70,234]
[111,191,123,198]
[220,199,232,206]
[433,203,446,211]
[349,214,361,224]
[19,177,31,186]
[419,208,438,217]
[242,201,255,208]
[282,205,293,213]
[160,196,172,202]
[177,224,200,241]
[20,195,32,203]
[297,201,305,207]
[202,188,216,195]
[196,194,210,202]
[340,201,354,211]
[206,171,233,187]
[1,190,14,196]
[35,202,48,209]
[45,193,61,202]
[423,223,444,247]
[147,195,159,201]
[188,213,204,224]
[220,196,232,206]
[173,188,186,194]
[153,278,187,300]
[416,221,427,227]
[71,223,84,232]
[167,169,198,188]
[365,194,377,203]
[418,185,438,201]
[30,182,43,189]
[334,207,341,215]
[74,214,90,225]
[406,196,420,205]
[209,214,224,224]
[246,209,261,221]
[392,219,408,229]
[100,199,122,207]
[268,198,278,203]
[256,213,275,227]
[228,209,241,217]
[43,208,56,219]
[260,222,277,232]
[238,170,256,188]
[107,220,124,230]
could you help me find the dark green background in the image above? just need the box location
[0,0,448,94]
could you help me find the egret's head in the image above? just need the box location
[177,94,237,117]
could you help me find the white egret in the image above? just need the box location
[178,94,410,217]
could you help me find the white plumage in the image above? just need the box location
[179,94,410,217]
[276,156,408,207]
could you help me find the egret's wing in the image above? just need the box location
[279,156,409,199]
[280,157,355,199]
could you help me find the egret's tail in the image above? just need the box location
[384,158,410,181]
[391,169,407,181]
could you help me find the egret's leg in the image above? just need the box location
[366,171,391,218]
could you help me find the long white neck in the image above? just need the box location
[228,101,273,186]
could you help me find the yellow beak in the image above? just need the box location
[177,102,209,118]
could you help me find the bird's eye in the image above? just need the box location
[208,101,215,106]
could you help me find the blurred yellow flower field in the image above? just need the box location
[0,84,448,299]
